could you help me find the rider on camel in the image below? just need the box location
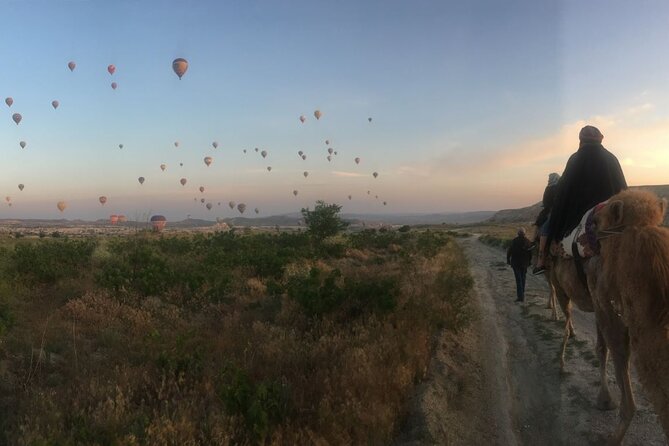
[534,125,627,274]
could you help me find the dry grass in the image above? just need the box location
[0,231,473,445]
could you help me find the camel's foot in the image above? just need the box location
[606,433,623,446]
[568,328,576,338]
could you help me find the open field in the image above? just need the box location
[0,227,474,445]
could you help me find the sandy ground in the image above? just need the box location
[396,235,666,445]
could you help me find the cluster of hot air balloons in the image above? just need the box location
[4,54,388,227]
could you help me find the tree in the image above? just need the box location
[301,201,349,241]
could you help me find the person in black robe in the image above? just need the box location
[545,125,627,248]
[507,227,532,302]
[532,172,560,274]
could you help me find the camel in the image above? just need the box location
[592,189,669,442]
[547,189,669,444]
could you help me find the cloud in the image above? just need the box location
[331,171,366,178]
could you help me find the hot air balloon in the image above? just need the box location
[255,147,259,152]
[293,190,298,196]
[111,82,118,90]
[218,202,221,206]
[150,215,167,232]
[5,197,10,203]
[228,201,235,209]
[172,58,188,79]
[119,144,123,149]
[18,184,24,191]
[299,115,306,123]
[180,162,183,167]
[261,150,267,158]
[355,157,360,164]
[110,215,119,225]
[138,177,145,185]
[375,195,379,199]
[314,110,322,120]
[57,201,67,212]
[19,141,26,149]
[99,196,107,205]
[118,215,127,223]
[243,149,247,153]
[237,203,246,214]
[68,61,76,71]
[368,117,372,122]
[348,195,352,200]
[200,198,205,203]
[327,155,332,162]
[301,155,307,160]
[327,148,333,155]
[373,172,379,178]
[206,203,213,210]
[180,178,187,186]
[160,164,166,171]
[174,141,179,148]
[204,156,213,167]
[334,151,338,155]
[303,171,309,178]
[298,150,303,156]
[51,100,59,109]
[5,97,13,107]
[383,201,387,206]
[212,141,218,149]
[254,208,259,214]
[12,113,21,125]
[267,166,272,172]
[367,191,371,195]
[325,140,330,145]
[199,186,205,193]
[107,64,116,75]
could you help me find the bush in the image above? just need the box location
[11,239,97,284]
[219,364,290,443]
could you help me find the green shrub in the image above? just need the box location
[11,239,97,284]
[219,364,290,443]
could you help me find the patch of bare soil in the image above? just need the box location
[396,235,665,445]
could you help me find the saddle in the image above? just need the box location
[549,201,608,287]
[550,201,608,259]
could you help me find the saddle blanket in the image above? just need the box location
[553,202,607,258]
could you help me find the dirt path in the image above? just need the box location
[397,235,665,445]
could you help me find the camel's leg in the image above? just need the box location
[607,331,636,446]
[555,289,572,371]
[595,325,616,411]
[568,316,576,338]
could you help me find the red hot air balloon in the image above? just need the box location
[12,113,22,125]
[110,215,119,225]
[150,215,167,232]
[108,64,116,75]
[68,61,76,71]
[5,97,13,107]
[172,58,188,79]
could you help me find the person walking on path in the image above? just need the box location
[507,227,532,302]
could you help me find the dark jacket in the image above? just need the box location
[507,235,532,268]
[547,143,627,244]
[534,184,558,227]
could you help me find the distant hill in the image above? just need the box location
[0,210,495,229]
[488,185,669,225]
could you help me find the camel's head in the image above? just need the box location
[595,189,666,231]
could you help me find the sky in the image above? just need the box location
[1,0,669,220]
